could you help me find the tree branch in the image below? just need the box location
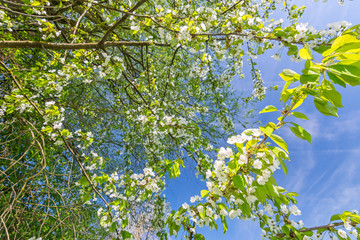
[299,221,344,232]
[0,41,170,50]
[98,0,148,47]
[277,221,357,238]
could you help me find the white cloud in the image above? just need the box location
[295,143,360,226]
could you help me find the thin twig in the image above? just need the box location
[98,0,148,47]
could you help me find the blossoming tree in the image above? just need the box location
[0,0,359,239]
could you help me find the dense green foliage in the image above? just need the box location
[0,0,360,239]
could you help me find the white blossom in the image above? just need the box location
[273,18,283,25]
[45,101,55,108]
[281,205,289,214]
[290,220,299,228]
[178,26,191,41]
[338,229,347,238]
[182,202,189,210]
[351,229,358,238]
[290,55,303,63]
[143,167,155,177]
[245,195,257,204]
[271,54,281,61]
[253,159,263,169]
[227,134,251,144]
[97,207,103,216]
[296,23,308,33]
[257,176,266,185]
[218,147,233,160]
[344,220,352,230]
[299,220,304,228]
[130,22,140,31]
[239,154,248,165]
[220,208,228,216]
[262,169,271,179]
[137,115,148,124]
[289,205,301,216]
[229,209,240,219]
[205,207,213,217]
[247,128,263,138]
[264,204,273,216]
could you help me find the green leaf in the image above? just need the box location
[332,35,358,49]
[228,159,237,170]
[330,214,341,222]
[300,65,321,84]
[282,79,291,93]
[290,123,312,144]
[259,105,278,113]
[291,112,309,120]
[313,44,331,54]
[265,180,279,198]
[254,185,267,203]
[323,35,359,57]
[122,218,129,228]
[321,89,343,108]
[270,148,289,175]
[82,193,91,202]
[349,214,360,224]
[194,234,205,240]
[282,225,290,236]
[327,71,346,88]
[195,127,201,137]
[239,202,251,217]
[337,53,360,61]
[170,162,180,179]
[299,47,313,60]
[121,230,132,239]
[287,43,298,56]
[96,174,109,185]
[287,192,299,204]
[220,215,228,233]
[167,159,184,179]
[31,1,41,6]
[109,222,118,232]
[279,69,300,82]
[246,138,260,149]
[300,74,319,84]
[120,200,128,212]
[78,176,89,187]
[305,44,313,57]
[268,122,278,129]
[201,190,209,198]
[291,95,307,110]
[259,125,275,137]
[335,42,360,54]
[269,134,288,153]
[292,229,303,239]
[199,207,206,219]
[328,63,360,86]
[233,175,245,191]
[111,199,121,206]
[302,88,319,96]
[281,88,295,103]
[314,97,338,117]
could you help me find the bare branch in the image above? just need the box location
[98,0,148,47]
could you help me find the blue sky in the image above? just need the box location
[166,1,360,239]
